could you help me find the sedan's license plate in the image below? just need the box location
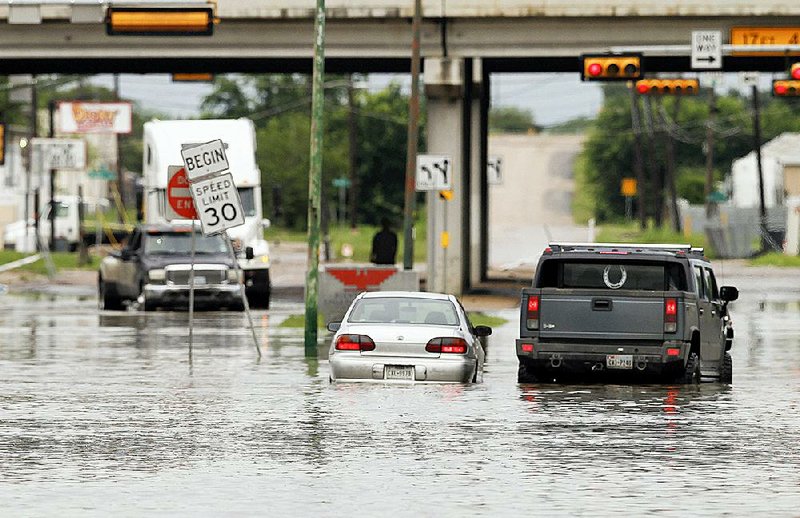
[606,354,633,369]
[385,365,414,380]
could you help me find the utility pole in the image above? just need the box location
[704,87,716,219]
[48,100,56,252]
[304,0,326,356]
[25,76,38,252]
[752,84,769,251]
[629,87,647,229]
[348,75,359,229]
[113,74,124,222]
[660,97,682,233]
[642,95,663,227]
[402,0,422,270]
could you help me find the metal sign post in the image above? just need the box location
[226,234,261,358]
[189,226,195,355]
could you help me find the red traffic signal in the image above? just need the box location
[773,80,800,96]
[634,79,699,95]
[581,55,642,81]
[791,63,800,81]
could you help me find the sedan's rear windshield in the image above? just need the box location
[537,259,687,291]
[348,297,459,325]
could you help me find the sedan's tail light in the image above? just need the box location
[335,334,376,351]
[526,295,539,330]
[425,337,468,354]
[664,298,677,333]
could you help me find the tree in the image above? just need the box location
[489,106,537,133]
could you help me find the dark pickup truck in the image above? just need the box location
[516,243,738,384]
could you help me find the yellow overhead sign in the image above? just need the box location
[731,27,800,55]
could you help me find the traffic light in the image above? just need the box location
[772,80,800,97]
[635,79,699,95]
[791,63,800,80]
[106,6,215,36]
[581,54,642,81]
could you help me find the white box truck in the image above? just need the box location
[142,118,271,308]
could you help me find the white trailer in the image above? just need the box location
[142,118,271,307]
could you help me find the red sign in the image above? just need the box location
[167,167,197,219]
[326,268,397,291]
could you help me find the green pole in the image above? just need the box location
[402,0,422,270]
[305,0,326,356]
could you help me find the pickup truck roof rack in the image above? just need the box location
[548,242,705,256]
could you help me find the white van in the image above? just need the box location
[142,118,271,308]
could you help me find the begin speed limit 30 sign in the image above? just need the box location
[190,172,245,235]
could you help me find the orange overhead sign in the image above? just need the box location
[731,27,800,55]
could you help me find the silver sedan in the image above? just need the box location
[327,291,490,383]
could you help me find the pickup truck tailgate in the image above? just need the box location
[539,291,664,341]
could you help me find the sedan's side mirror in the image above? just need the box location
[720,286,739,302]
[474,325,492,337]
[326,322,341,333]
[245,246,254,260]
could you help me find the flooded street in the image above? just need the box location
[1,268,799,516]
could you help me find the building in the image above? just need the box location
[730,133,800,209]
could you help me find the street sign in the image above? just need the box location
[87,167,116,180]
[416,154,452,191]
[332,177,351,188]
[487,155,503,185]
[190,171,245,235]
[621,178,638,197]
[691,31,722,70]
[166,166,197,220]
[58,102,132,134]
[180,139,229,181]
[731,27,800,55]
[31,138,86,170]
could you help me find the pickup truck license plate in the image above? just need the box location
[385,365,414,380]
[606,354,633,369]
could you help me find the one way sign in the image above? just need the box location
[416,154,452,191]
[691,31,722,70]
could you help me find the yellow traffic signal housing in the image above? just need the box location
[773,80,800,97]
[581,54,642,81]
[791,63,800,80]
[635,79,699,95]
[106,6,214,36]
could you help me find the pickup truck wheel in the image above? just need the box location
[719,352,733,384]
[517,361,540,383]
[98,277,124,311]
[676,352,701,384]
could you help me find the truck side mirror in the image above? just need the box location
[720,286,739,302]
[119,249,133,261]
[473,325,492,337]
[262,218,271,229]
[245,246,254,260]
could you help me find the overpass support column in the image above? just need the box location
[425,57,482,295]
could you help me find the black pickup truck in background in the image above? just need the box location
[516,243,738,384]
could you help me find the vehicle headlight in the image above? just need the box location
[227,269,241,282]
[260,255,269,264]
[148,269,166,282]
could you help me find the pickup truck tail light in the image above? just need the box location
[526,295,540,330]
[664,298,677,333]
[426,338,468,354]
[335,334,376,352]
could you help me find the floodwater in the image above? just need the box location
[1,272,799,516]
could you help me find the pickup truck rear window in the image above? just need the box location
[537,260,687,291]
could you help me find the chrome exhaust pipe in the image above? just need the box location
[635,361,647,371]
[592,363,604,371]
[550,357,562,368]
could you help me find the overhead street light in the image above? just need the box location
[106,5,215,36]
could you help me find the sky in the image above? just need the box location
[91,73,604,126]
[91,71,781,127]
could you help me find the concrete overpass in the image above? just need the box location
[3,0,800,293]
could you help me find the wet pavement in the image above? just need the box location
[1,268,799,516]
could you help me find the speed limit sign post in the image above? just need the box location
[189,172,245,235]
